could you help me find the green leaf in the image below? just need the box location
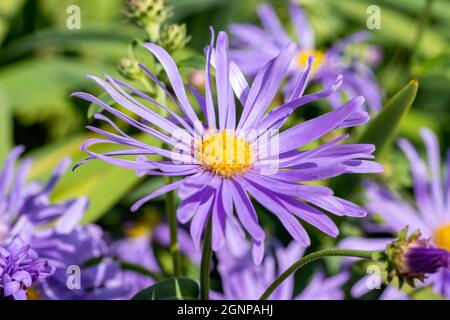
[0,89,12,163]
[28,132,161,223]
[87,92,115,120]
[358,80,419,157]
[330,80,418,196]
[0,0,26,44]
[0,26,137,63]
[0,57,117,140]
[328,0,447,57]
[131,277,199,300]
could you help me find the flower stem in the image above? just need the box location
[166,182,182,277]
[259,248,383,300]
[200,216,213,300]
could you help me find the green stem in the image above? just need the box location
[200,217,213,300]
[259,249,382,300]
[166,183,182,277]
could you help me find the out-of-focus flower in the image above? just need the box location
[229,2,381,114]
[0,146,125,299]
[73,30,382,265]
[340,128,450,298]
[213,240,348,300]
[112,224,200,298]
[0,237,54,300]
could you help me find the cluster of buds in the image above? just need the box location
[124,0,171,41]
[385,227,449,288]
[159,23,191,53]
[120,1,191,83]
[123,0,190,52]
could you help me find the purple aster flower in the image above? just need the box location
[0,146,125,299]
[112,223,200,298]
[213,240,348,300]
[229,2,381,115]
[0,237,54,300]
[340,128,450,298]
[73,30,382,264]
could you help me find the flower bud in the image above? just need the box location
[159,24,191,53]
[386,227,449,287]
[118,58,143,81]
[124,0,171,41]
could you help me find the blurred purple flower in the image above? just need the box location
[229,2,382,115]
[73,30,382,264]
[213,240,348,300]
[111,224,200,298]
[0,237,54,300]
[0,146,125,299]
[340,128,450,298]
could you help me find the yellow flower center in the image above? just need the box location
[434,224,450,251]
[26,287,41,300]
[126,223,150,238]
[195,130,253,178]
[296,49,325,74]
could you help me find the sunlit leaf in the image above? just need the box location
[358,80,419,157]
[331,80,418,196]
[132,277,199,300]
[28,132,160,223]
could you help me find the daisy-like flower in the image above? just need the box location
[73,30,382,264]
[0,147,125,299]
[213,240,348,300]
[229,2,381,114]
[0,237,54,300]
[340,128,450,298]
[112,223,200,298]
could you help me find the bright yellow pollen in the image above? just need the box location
[296,49,325,74]
[434,224,450,251]
[195,130,253,178]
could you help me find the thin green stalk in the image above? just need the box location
[259,249,383,300]
[200,217,213,300]
[166,183,182,277]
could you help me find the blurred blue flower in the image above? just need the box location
[229,2,382,115]
[0,146,125,299]
[112,224,200,298]
[213,240,348,300]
